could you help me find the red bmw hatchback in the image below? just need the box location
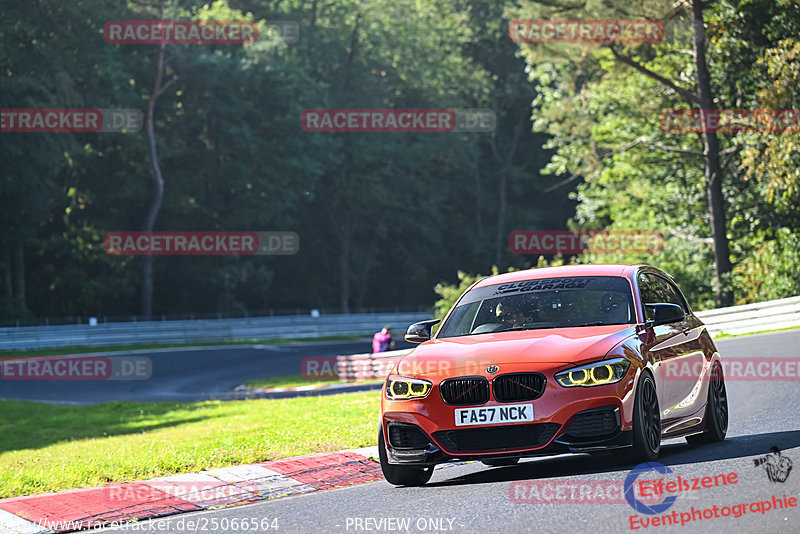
[379,264,728,486]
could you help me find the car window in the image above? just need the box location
[441,300,482,335]
[638,272,688,321]
[437,276,634,338]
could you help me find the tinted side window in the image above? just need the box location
[638,272,688,320]
[638,273,658,305]
[442,301,481,335]
[652,275,686,310]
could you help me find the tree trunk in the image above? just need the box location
[3,248,12,301]
[13,241,26,312]
[327,17,360,314]
[324,153,354,315]
[140,41,173,320]
[474,165,485,242]
[492,111,526,268]
[691,0,733,306]
[494,168,508,268]
[354,213,386,310]
[338,230,351,314]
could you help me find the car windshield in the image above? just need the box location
[436,276,635,338]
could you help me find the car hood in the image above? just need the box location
[395,325,635,380]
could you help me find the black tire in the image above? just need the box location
[629,372,661,462]
[377,428,434,486]
[686,363,728,446]
[481,458,520,467]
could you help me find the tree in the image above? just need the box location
[510,0,733,306]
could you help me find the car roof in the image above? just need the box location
[472,264,641,288]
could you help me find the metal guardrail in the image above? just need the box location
[334,295,800,381]
[0,313,433,351]
[695,295,800,336]
[1,295,797,352]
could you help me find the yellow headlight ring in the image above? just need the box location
[590,364,614,385]
[568,369,588,385]
[390,380,410,398]
[389,379,429,398]
[409,382,429,396]
[566,364,614,386]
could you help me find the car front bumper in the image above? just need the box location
[381,365,638,466]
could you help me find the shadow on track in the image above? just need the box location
[425,429,800,488]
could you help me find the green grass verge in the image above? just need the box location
[0,393,380,499]
[244,374,382,390]
[713,323,800,339]
[0,334,366,358]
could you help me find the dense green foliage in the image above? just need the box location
[1,0,569,322]
[510,0,800,309]
[1,0,797,323]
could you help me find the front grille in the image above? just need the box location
[564,407,619,439]
[387,423,431,449]
[493,373,546,402]
[439,377,490,405]
[433,423,560,453]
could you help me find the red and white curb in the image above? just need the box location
[235,380,383,396]
[0,447,384,533]
[249,383,380,394]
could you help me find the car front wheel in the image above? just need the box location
[686,362,728,446]
[378,428,434,486]
[629,371,661,462]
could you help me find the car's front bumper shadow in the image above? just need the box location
[386,429,633,467]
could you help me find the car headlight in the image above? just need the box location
[385,375,432,400]
[555,358,630,387]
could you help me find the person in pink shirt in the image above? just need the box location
[372,325,395,353]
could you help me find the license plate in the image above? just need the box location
[454,403,534,427]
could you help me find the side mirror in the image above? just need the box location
[405,319,441,343]
[645,303,686,326]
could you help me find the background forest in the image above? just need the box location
[1,0,798,325]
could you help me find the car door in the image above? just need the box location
[637,271,706,429]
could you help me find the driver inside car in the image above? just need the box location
[600,291,630,324]
[495,301,526,328]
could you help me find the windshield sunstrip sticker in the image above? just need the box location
[493,278,592,295]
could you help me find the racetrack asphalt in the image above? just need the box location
[89,329,800,534]
[0,338,413,404]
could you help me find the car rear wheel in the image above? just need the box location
[378,428,434,486]
[629,372,661,462]
[481,458,520,467]
[686,363,728,446]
